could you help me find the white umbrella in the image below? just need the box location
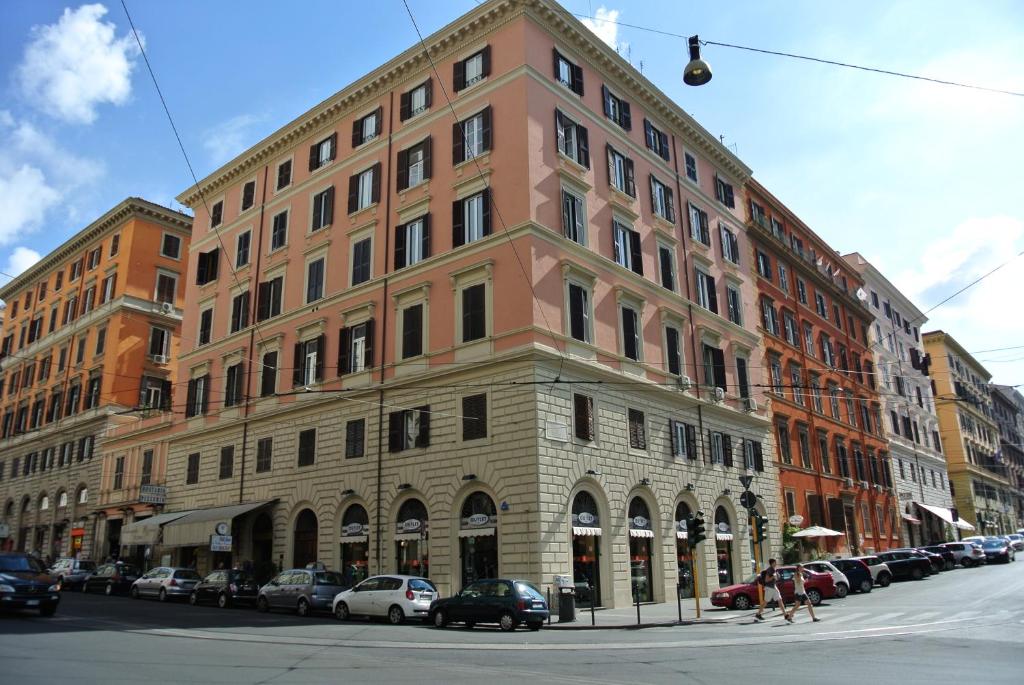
[792,525,844,538]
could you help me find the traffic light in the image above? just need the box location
[755,514,768,543]
[688,511,707,546]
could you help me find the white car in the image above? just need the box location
[332,574,437,625]
[802,561,850,598]
[1005,534,1024,552]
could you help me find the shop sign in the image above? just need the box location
[210,535,233,552]
[71,528,85,537]
[466,513,491,527]
[788,515,804,526]
[631,515,650,530]
[399,519,421,533]
[343,523,367,536]
[0,523,9,538]
[576,511,597,526]
[139,485,167,505]
[717,522,730,533]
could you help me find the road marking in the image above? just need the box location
[817,612,869,625]
[870,612,904,624]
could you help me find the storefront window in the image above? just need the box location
[715,506,734,587]
[571,491,602,608]
[459,492,498,587]
[395,499,429,577]
[675,501,694,599]
[339,504,369,586]
[628,497,654,602]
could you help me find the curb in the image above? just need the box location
[543,616,741,630]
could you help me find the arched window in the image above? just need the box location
[714,505,735,587]
[292,509,318,568]
[78,488,88,504]
[628,496,654,602]
[40,496,49,511]
[58,492,68,508]
[459,492,497,587]
[395,499,429,577]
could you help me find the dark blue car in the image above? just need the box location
[429,579,549,631]
[830,558,874,594]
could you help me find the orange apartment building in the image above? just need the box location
[746,180,900,556]
[112,0,782,606]
[0,198,191,560]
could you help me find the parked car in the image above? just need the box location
[48,558,97,591]
[189,569,259,608]
[82,562,141,595]
[429,579,549,631]
[333,575,438,624]
[710,566,835,610]
[875,551,932,580]
[850,555,893,587]
[941,541,986,567]
[893,548,943,574]
[257,568,348,616]
[131,567,202,601]
[801,561,851,598]
[962,536,986,546]
[980,537,1016,564]
[829,558,874,594]
[921,546,957,571]
[1001,534,1024,552]
[0,553,61,616]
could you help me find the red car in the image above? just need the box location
[710,565,836,610]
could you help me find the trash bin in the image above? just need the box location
[554,574,575,623]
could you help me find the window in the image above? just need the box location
[776,422,792,464]
[821,333,835,367]
[236,230,251,267]
[306,258,325,303]
[803,323,815,356]
[293,336,325,387]
[769,356,783,394]
[671,420,697,459]
[276,159,292,190]
[155,272,177,304]
[756,250,772,279]
[149,326,170,359]
[161,234,181,259]
[606,145,635,196]
[87,247,101,269]
[658,244,676,291]
[388,406,430,451]
[453,189,491,247]
[95,327,106,355]
[461,283,486,342]
[298,428,317,466]
[141,450,153,485]
[198,308,213,346]
[782,310,798,346]
[574,393,594,441]
[398,138,431,191]
[241,180,256,211]
[219,446,234,479]
[210,200,224,228]
[338,418,366,459]
[612,220,643,274]
[714,175,735,208]
[69,259,83,281]
[601,85,631,129]
[641,118,670,160]
[561,189,586,245]
[567,282,591,343]
[309,132,337,170]
[347,163,380,214]
[688,204,710,244]
[186,375,209,418]
[695,268,718,313]
[351,237,372,286]
[710,431,724,464]
[256,276,283,321]
[395,215,430,270]
[665,325,681,375]
[75,334,86,364]
[256,437,273,472]
[272,210,288,250]
[620,305,640,361]
[815,291,829,318]
[555,110,590,167]
[702,343,726,391]
[453,107,492,163]
[186,453,200,484]
[401,304,423,359]
[338,319,374,375]
[720,225,739,264]
[553,49,584,94]
[628,409,647,449]
[101,273,116,303]
[260,351,278,397]
[230,291,250,333]
[352,107,382,148]
[196,248,219,286]
[224,363,244,407]
[462,393,487,440]
[455,47,490,91]
[112,455,126,490]
[400,79,432,120]
[109,233,120,256]
[311,187,335,231]
[140,376,170,410]
[650,176,675,222]
[684,152,698,182]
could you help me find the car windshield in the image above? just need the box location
[315,572,346,586]
[982,539,1005,549]
[174,570,201,580]
[514,581,545,600]
[78,561,97,570]
[0,555,45,573]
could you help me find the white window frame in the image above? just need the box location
[404,218,425,267]
[463,112,484,159]
[726,284,742,325]
[561,187,586,246]
[695,268,712,310]
[270,210,289,251]
[357,168,374,210]
[409,83,428,116]
[463,192,485,244]
[613,220,632,270]
[651,177,672,221]
[407,145,426,187]
[236,229,252,267]
[609,147,628,194]
[464,52,484,86]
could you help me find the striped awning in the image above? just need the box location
[716,533,734,541]
[458,527,495,538]
[629,529,654,538]
[572,526,602,536]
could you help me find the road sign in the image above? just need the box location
[739,490,758,509]
[739,475,753,490]
[210,535,233,552]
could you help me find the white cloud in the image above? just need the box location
[0,165,61,246]
[3,247,43,281]
[6,117,105,185]
[581,7,622,51]
[16,4,141,124]
[202,114,263,167]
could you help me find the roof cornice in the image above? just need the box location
[0,198,192,300]
[923,330,992,380]
[842,252,926,322]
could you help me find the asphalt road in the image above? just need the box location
[2,559,1023,684]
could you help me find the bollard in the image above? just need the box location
[635,588,641,625]
[677,582,682,623]
[590,585,596,626]
[547,587,552,625]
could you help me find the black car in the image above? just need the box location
[190,569,259,608]
[981,538,1015,564]
[82,562,141,595]
[830,558,873,593]
[0,553,61,616]
[429,579,549,631]
[921,545,957,571]
[876,551,932,581]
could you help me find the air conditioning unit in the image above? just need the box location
[859,480,869,489]
[151,354,168,365]
[743,398,758,412]
[843,477,854,488]
[160,301,175,315]
[713,387,725,402]
[874,484,883,493]
[677,375,692,391]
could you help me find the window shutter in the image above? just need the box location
[644,119,653,149]
[706,275,718,314]
[481,187,492,236]
[577,124,590,168]
[347,174,359,214]
[452,199,465,248]
[416,405,430,447]
[292,342,303,386]
[659,131,670,161]
[256,282,270,321]
[185,379,196,418]
[351,118,362,147]
[629,230,643,276]
[723,435,733,467]
[552,48,560,79]
[453,57,466,91]
[705,429,713,464]
[364,318,375,369]
[452,121,464,165]
[572,63,584,95]
[388,411,402,451]
[196,252,207,285]
[308,143,317,171]
[200,374,210,414]
[423,78,432,107]
[338,327,351,375]
[314,335,325,381]
[328,132,338,161]
[423,136,432,180]
[649,176,657,218]
[421,213,431,258]
[396,148,409,192]
[208,248,219,281]
[666,187,675,222]
[399,90,411,121]
[373,107,382,136]
[713,348,727,390]
[481,45,491,77]
[371,163,381,204]
[601,84,611,117]
[624,158,636,197]
[606,144,615,188]
[481,106,492,151]
[160,379,172,409]
[753,442,764,471]
[394,222,407,270]
[620,100,631,130]
[323,186,334,227]
[659,248,674,291]
[622,307,636,359]
[669,420,680,456]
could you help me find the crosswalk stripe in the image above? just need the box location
[914,611,941,622]
[871,612,905,624]
[818,611,869,624]
[945,611,979,622]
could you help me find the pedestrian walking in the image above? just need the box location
[754,558,785,621]
[785,564,820,623]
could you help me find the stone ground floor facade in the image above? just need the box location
[130,355,778,608]
[949,464,1020,536]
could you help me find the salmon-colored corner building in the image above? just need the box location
[0,198,191,560]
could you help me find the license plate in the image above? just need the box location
[26,600,39,606]
[420,593,433,600]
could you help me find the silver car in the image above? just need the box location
[941,541,986,567]
[850,555,893,587]
[49,558,97,590]
[802,561,851,598]
[333,575,438,624]
[257,568,349,617]
[130,567,202,601]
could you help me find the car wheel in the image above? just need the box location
[158,588,168,602]
[188,592,198,606]
[499,611,518,632]
[387,604,405,625]
[105,583,114,597]
[335,601,350,621]
[464,621,475,629]
[877,573,892,587]
[944,560,954,571]
[432,610,448,628]
[217,593,229,609]
[911,567,924,581]
[806,589,823,606]
[257,596,269,613]
[40,605,57,617]
[732,594,752,611]
[296,598,311,617]
[835,582,849,599]
[130,586,140,600]
[527,622,542,631]
[859,579,873,594]
[960,558,973,568]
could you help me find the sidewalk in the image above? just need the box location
[544,597,759,629]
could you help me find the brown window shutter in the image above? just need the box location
[416,405,430,447]
[308,143,318,171]
[481,45,491,77]
[723,435,733,467]
[293,342,303,386]
[324,186,334,226]
[396,148,409,191]
[452,121,464,165]
[625,158,636,197]
[399,90,411,121]
[452,199,465,247]
[481,187,492,236]
[371,162,381,204]
[423,136,432,180]
[347,174,359,214]
[422,213,431,258]
[572,63,584,95]
[351,118,362,147]
[338,327,351,375]
[453,58,466,91]
[620,100,631,130]
[374,107,383,136]
[394,221,407,270]
[388,411,402,451]
[364,318,375,369]
[314,335,325,381]
[577,124,590,168]
[424,78,432,107]
[481,106,492,151]
[328,132,337,161]
[552,48,561,79]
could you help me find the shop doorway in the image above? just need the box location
[714,506,735,587]
[395,499,429,577]
[459,492,498,587]
[292,509,318,569]
[571,491,602,608]
[844,505,860,556]
[675,501,694,599]
[628,497,654,603]
[339,504,370,586]
[252,513,274,582]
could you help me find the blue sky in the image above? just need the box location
[1,1,1022,386]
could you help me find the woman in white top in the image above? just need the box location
[785,564,820,623]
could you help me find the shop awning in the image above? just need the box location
[339,535,369,544]
[458,527,495,538]
[914,502,976,530]
[629,529,654,538]
[572,526,602,536]
[676,531,688,540]
[161,500,274,548]
[395,532,423,541]
[901,512,922,525]
[120,510,195,546]
[715,533,734,541]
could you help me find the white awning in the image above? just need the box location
[715,533,734,541]
[394,532,424,541]
[915,502,976,530]
[120,510,195,546]
[954,519,976,531]
[572,526,602,537]
[629,529,654,538]
[676,531,688,540]
[901,512,922,525]
[162,500,274,547]
[458,527,496,538]
[339,535,368,544]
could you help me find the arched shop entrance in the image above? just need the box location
[292,509,318,569]
[627,497,655,603]
[395,499,429,577]
[251,513,274,583]
[339,504,370,586]
[571,491,602,608]
[458,492,498,587]
[714,506,735,587]
[675,501,694,599]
